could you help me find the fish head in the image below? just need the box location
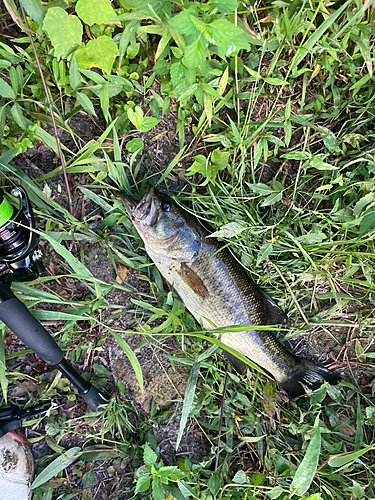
[122,186,201,260]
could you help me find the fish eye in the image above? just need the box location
[161,200,171,212]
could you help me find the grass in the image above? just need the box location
[0,0,375,498]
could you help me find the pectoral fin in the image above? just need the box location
[176,262,209,298]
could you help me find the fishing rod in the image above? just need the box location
[0,186,107,413]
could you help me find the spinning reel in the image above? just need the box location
[0,186,44,282]
[0,186,107,412]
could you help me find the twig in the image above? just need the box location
[214,372,229,472]
[18,4,73,212]
[234,8,240,127]
[345,349,361,392]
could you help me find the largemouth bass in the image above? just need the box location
[122,186,339,397]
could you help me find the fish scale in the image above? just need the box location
[122,186,340,398]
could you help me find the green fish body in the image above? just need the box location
[122,186,339,397]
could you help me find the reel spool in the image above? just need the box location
[0,187,44,282]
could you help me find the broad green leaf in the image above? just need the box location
[19,0,44,27]
[217,66,229,95]
[321,128,340,154]
[178,479,199,499]
[79,68,106,84]
[128,105,143,129]
[168,6,199,36]
[155,32,172,60]
[328,443,374,467]
[140,116,160,132]
[176,361,200,451]
[99,84,109,120]
[263,77,284,85]
[358,211,375,238]
[282,151,310,160]
[353,194,374,217]
[76,0,115,25]
[105,75,132,91]
[232,470,247,484]
[43,7,82,59]
[261,192,283,206]
[208,473,220,495]
[152,477,165,500]
[210,18,250,57]
[143,442,157,466]
[76,92,97,116]
[203,91,212,126]
[0,77,15,99]
[118,20,140,67]
[256,242,273,266]
[158,466,185,480]
[126,138,144,153]
[208,0,239,14]
[266,486,285,499]
[349,480,365,499]
[0,61,11,69]
[69,56,81,90]
[304,156,338,171]
[200,83,224,101]
[303,495,320,500]
[290,418,321,496]
[31,447,82,489]
[111,330,143,393]
[248,183,275,195]
[135,475,151,494]
[240,435,266,443]
[184,38,206,69]
[170,61,185,87]
[11,102,27,129]
[229,117,241,144]
[31,310,93,321]
[78,36,119,74]
[209,221,246,239]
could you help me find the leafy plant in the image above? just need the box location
[134,443,186,500]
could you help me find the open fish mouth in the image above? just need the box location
[121,186,159,227]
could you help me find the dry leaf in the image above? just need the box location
[116,262,127,284]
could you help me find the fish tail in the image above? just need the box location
[280,359,340,398]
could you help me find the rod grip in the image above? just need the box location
[0,296,64,365]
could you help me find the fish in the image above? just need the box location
[121,186,340,398]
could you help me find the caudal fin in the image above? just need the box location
[280,360,340,398]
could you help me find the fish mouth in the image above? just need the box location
[120,192,138,217]
[122,185,160,227]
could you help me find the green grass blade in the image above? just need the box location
[31,447,82,489]
[155,147,186,187]
[290,0,351,72]
[110,330,144,394]
[176,360,200,451]
[328,443,375,468]
[290,415,321,496]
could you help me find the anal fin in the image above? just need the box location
[225,352,248,374]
